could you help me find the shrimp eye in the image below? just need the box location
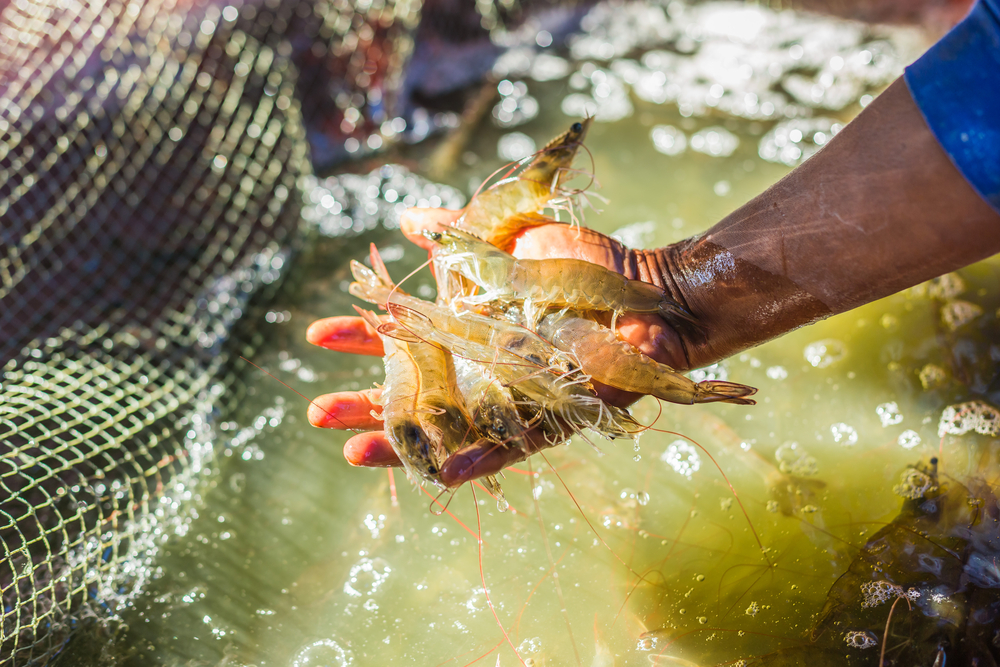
[571,122,583,133]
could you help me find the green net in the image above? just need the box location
[0,0,419,662]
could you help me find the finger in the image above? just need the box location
[510,222,628,272]
[400,207,463,251]
[344,431,402,468]
[307,389,383,429]
[306,316,383,355]
[440,428,553,487]
[616,312,689,370]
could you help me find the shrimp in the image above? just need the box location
[349,255,573,376]
[459,119,592,248]
[453,355,531,453]
[386,302,642,444]
[353,258,508,494]
[355,308,447,487]
[425,227,696,331]
[537,310,757,406]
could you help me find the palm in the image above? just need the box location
[306,208,687,485]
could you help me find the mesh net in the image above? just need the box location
[0,0,419,662]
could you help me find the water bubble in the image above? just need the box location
[292,638,353,666]
[938,401,1000,437]
[531,54,569,81]
[362,598,379,612]
[689,363,728,382]
[830,423,858,446]
[661,440,701,479]
[745,601,759,617]
[651,125,687,156]
[844,630,878,649]
[343,558,391,598]
[897,430,921,450]
[775,442,818,476]
[804,339,846,367]
[689,126,739,157]
[636,635,659,651]
[876,401,903,427]
[611,220,658,249]
[758,118,839,166]
[766,366,788,380]
[518,637,542,654]
[496,496,509,513]
[497,132,537,161]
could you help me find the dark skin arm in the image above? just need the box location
[308,77,1000,485]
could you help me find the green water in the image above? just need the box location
[80,29,1000,667]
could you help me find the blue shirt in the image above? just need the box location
[905,0,1000,214]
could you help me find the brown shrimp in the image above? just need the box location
[425,227,696,331]
[459,119,592,248]
[356,308,446,486]
[537,310,757,406]
[385,302,642,444]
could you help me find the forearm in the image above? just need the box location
[643,78,1000,369]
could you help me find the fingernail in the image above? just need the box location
[442,454,473,487]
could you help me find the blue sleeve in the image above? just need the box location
[904,0,1000,215]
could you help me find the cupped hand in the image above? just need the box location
[306,207,689,486]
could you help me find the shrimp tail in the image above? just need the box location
[369,243,393,285]
[694,380,758,406]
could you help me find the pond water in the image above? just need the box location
[69,2,1000,666]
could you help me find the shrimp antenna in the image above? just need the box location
[644,425,771,566]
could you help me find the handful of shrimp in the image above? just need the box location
[339,120,757,494]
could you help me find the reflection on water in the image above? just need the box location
[67,1,1000,666]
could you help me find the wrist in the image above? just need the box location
[638,239,831,369]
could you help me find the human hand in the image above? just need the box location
[306,207,691,486]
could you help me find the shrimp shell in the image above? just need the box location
[538,310,757,406]
[459,119,592,248]
[427,227,696,331]
[356,308,445,486]
[387,302,642,444]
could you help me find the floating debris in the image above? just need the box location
[918,364,947,390]
[941,300,983,331]
[893,468,936,500]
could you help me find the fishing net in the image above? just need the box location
[0,0,420,662]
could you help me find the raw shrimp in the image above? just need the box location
[538,310,757,406]
[426,227,695,330]
[453,355,530,453]
[355,264,507,493]
[459,119,592,248]
[349,256,576,375]
[386,302,642,444]
[356,308,445,486]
